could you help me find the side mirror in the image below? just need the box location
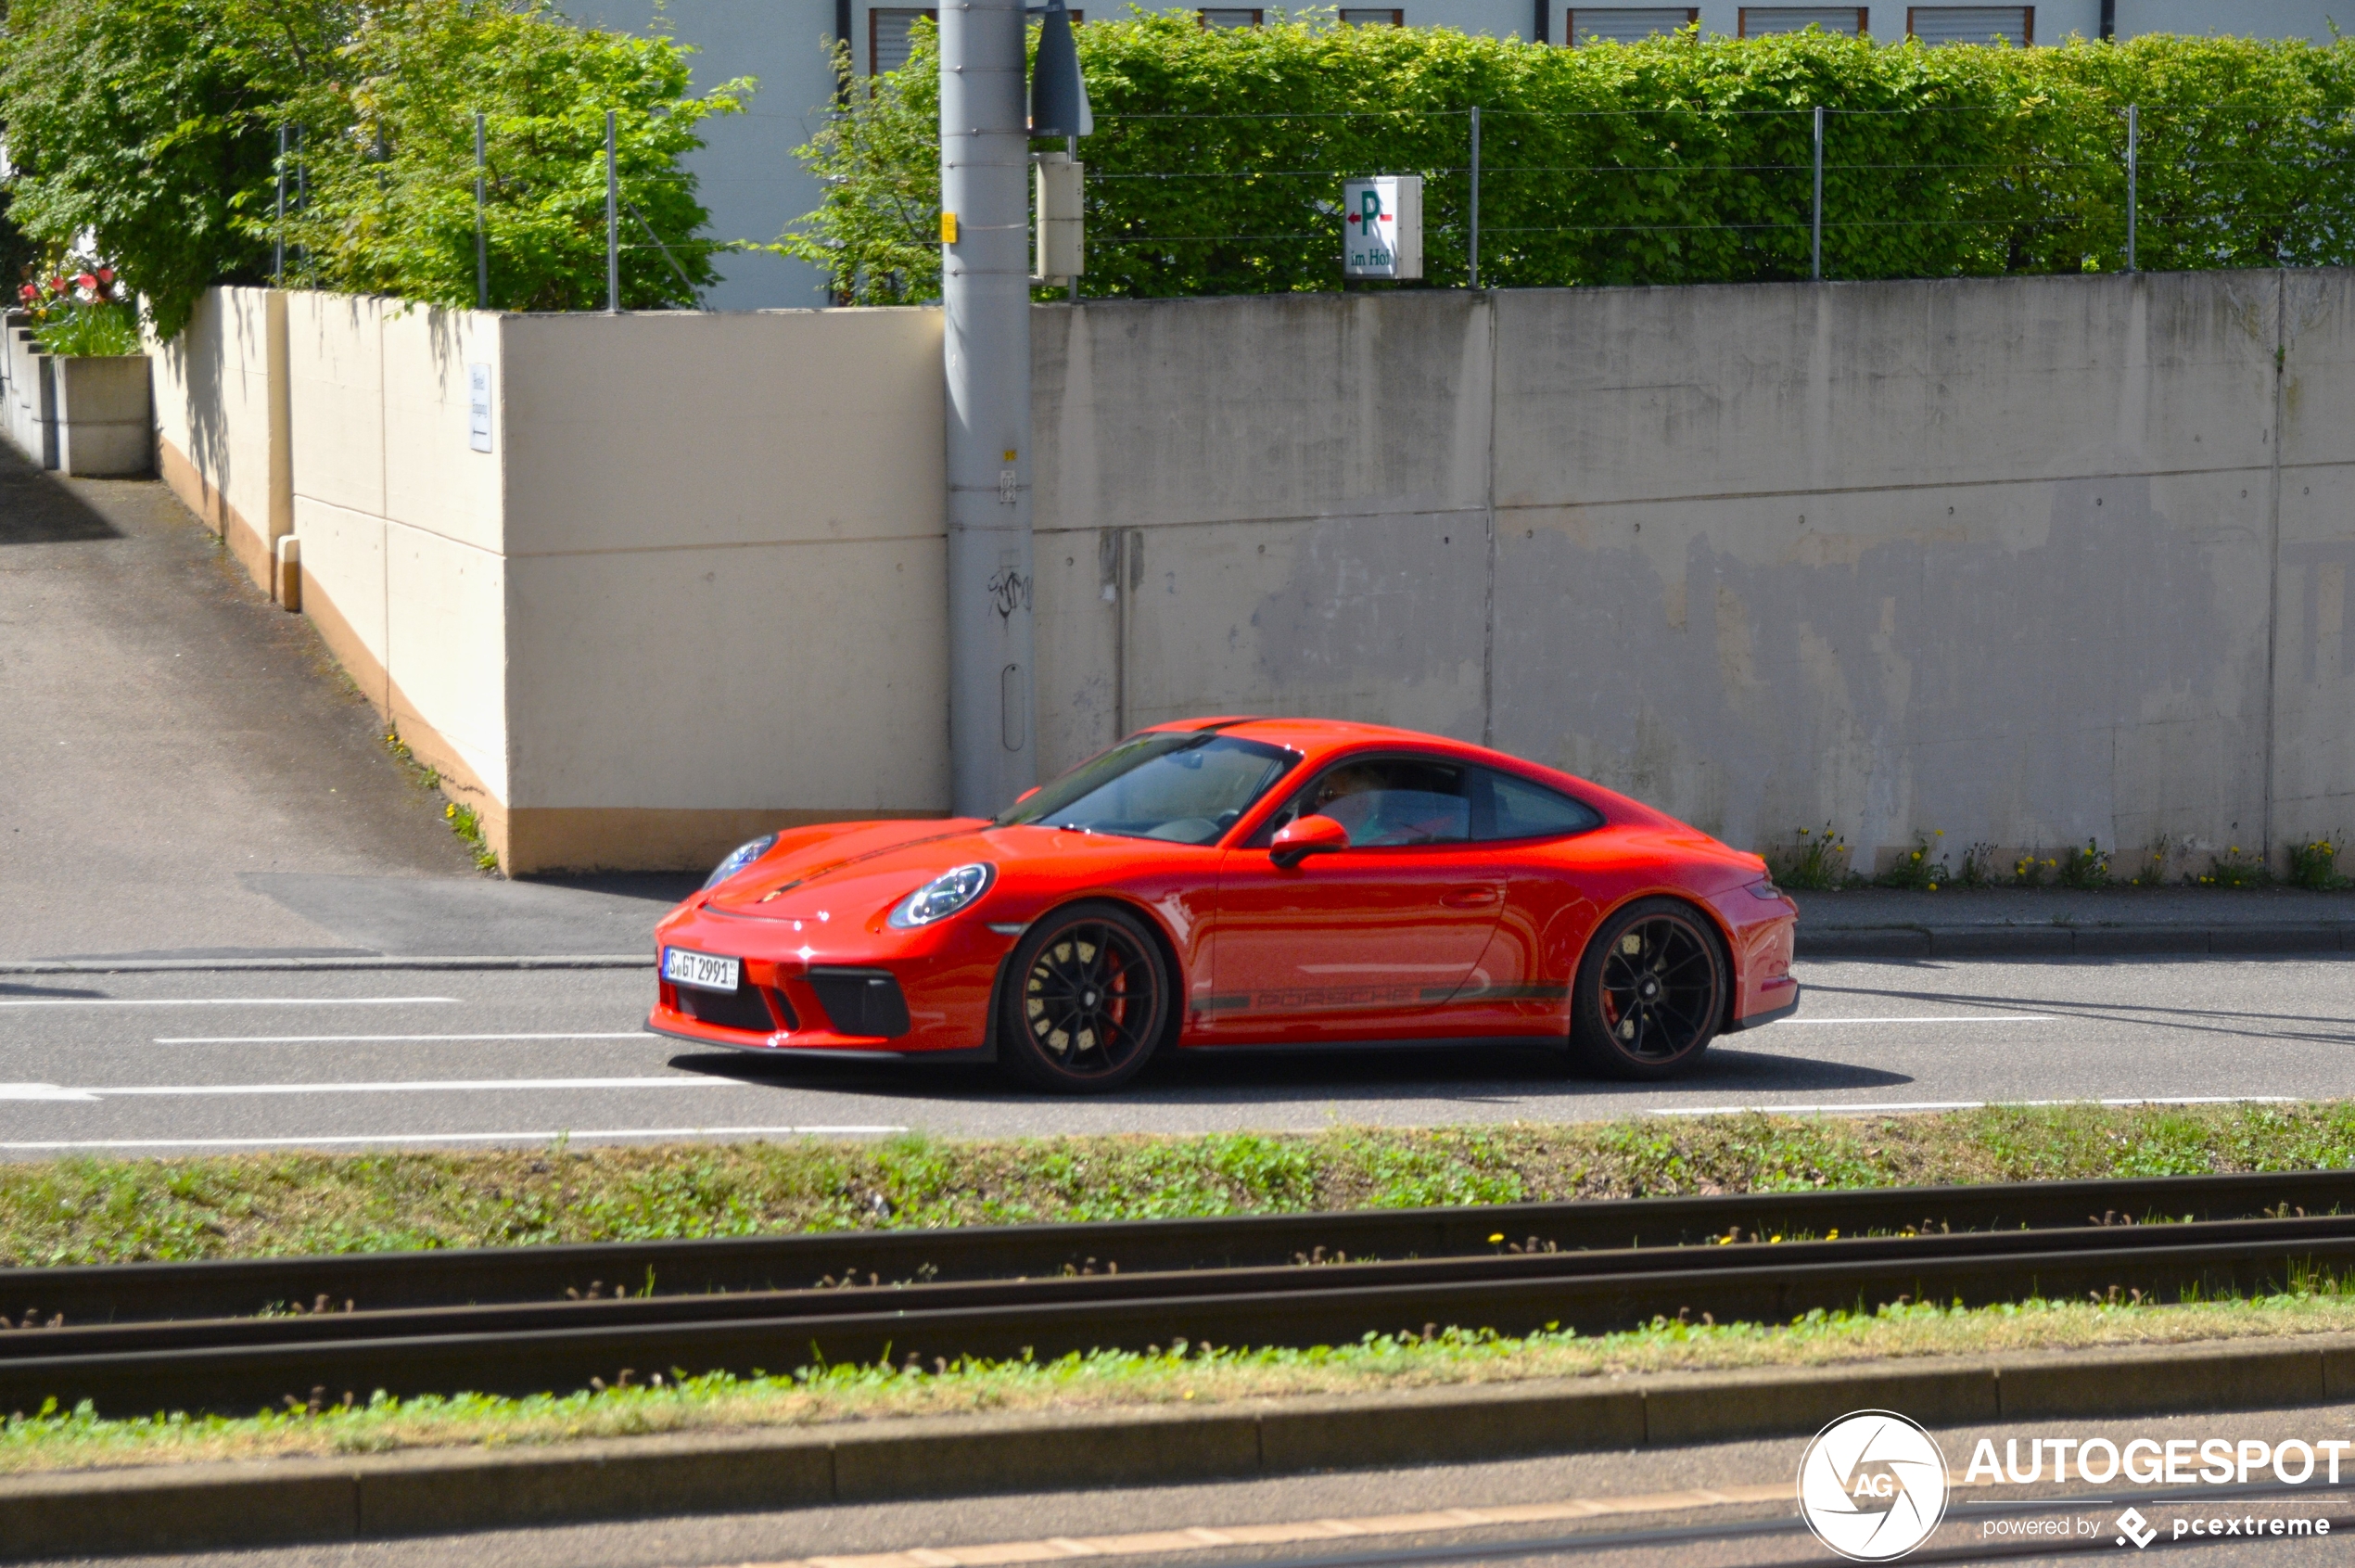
[1269,814,1349,869]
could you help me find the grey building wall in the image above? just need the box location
[1030,270,2355,872]
[557,0,840,311]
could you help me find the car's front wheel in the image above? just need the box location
[999,901,1170,1092]
[1568,898,1728,1079]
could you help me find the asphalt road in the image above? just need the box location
[55,1400,2355,1568]
[0,953,2348,1154]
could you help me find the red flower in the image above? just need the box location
[73,273,96,291]
[16,285,32,300]
[95,268,115,287]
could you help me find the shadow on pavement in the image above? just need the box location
[666,1042,1914,1103]
[0,447,122,544]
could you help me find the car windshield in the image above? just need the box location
[996,732,1297,845]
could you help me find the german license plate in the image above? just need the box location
[663,949,740,993]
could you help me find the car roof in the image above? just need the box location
[1147,715,1488,754]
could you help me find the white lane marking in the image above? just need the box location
[154,1033,651,1044]
[0,997,460,1008]
[1766,1013,2054,1026]
[0,1126,907,1151]
[0,1077,751,1100]
[1653,1095,2300,1116]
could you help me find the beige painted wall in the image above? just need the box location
[496,308,948,871]
[151,287,282,584]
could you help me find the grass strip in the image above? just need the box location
[7,1102,2355,1267]
[8,1289,2355,1475]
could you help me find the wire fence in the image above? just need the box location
[267,95,2355,310]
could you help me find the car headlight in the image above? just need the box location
[888,863,996,928]
[703,834,778,891]
[1747,877,1788,901]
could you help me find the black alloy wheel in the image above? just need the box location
[1569,898,1728,1079]
[999,901,1171,1092]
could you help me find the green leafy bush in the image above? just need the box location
[262,0,748,312]
[0,0,740,336]
[786,23,2355,304]
[33,303,141,356]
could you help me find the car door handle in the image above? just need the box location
[1442,886,1501,910]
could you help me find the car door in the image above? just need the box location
[1203,754,1506,1039]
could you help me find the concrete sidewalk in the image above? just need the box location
[0,450,693,963]
[1794,886,2355,958]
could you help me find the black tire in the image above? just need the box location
[1568,897,1729,1080]
[998,901,1171,1093]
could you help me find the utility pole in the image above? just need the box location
[940,0,1037,814]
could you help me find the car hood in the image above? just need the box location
[698,817,1153,931]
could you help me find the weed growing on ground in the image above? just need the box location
[2288,836,2348,890]
[2132,837,2171,887]
[2011,852,2059,887]
[2196,847,2272,887]
[381,727,498,873]
[1876,831,1947,890]
[1770,823,1853,890]
[443,802,499,873]
[1952,841,2001,887]
[14,1104,2355,1267]
[2056,838,2110,889]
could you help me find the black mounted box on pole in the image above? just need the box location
[1028,0,1091,138]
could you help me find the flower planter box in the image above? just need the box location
[53,353,152,477]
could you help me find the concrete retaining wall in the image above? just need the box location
[1035,271,2355,877]
[148,271,2355,874]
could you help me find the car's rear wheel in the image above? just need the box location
[999,901,1169,1093]
[1569,898,1728,1079]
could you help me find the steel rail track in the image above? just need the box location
[6,1172,2355,1416]
[6,1167,2354,1326]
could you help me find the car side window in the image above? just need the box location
[1256,757,1471,848]
[1477,769,1604,841]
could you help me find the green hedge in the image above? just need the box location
[783,23,2355,304]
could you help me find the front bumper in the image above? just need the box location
[644,910,1014,1054]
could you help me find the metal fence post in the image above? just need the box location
[2125,103,2139,274]
[274,126,287,285]
[1811,106,1825,282]
[474,112,489,310]
[605,108,620,313]
[1468,106,1481,290]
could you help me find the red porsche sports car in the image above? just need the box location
[648,718,1799,1091]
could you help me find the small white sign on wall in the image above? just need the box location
[467,363,492,453]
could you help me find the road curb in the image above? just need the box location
[1794,924,2355,959]
[0,955,651,975]
[9,1332,2355,1560]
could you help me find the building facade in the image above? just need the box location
[561,0,2352,309]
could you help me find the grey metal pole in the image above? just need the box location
[1811,106,1824,282]
[1068,134,1080,305]
[474,112,489,310]
[274,126,287,285]
[606,109,620,313]
[941,0,1037,813]
[2125,103,2139,273]
[1468,106,1481,289]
